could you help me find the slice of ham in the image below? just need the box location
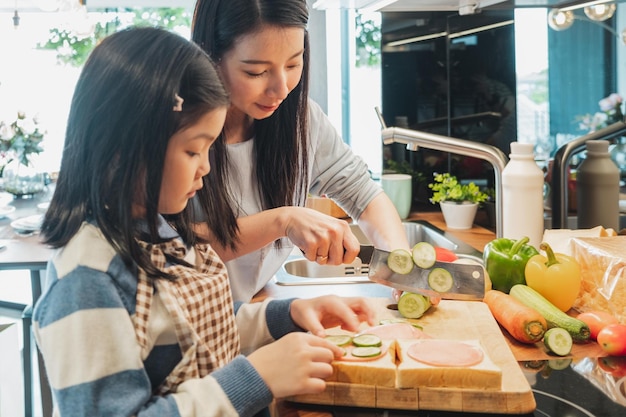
[358,322,431,340]
[407,340,484,367]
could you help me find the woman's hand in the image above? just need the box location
[283,207,360,265]
[247,332,343,398]
[289,295,376,337]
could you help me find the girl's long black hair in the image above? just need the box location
[41,26,234,279]
[191,0,310,245]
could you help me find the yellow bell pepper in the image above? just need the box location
[524,242,581,312]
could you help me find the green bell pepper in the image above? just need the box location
[483,236,539,293]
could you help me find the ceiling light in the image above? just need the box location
[584,3,616,21]
[548,9,575,31]
[387,31,448,47]
[448,19,514,39]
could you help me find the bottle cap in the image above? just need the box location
[585,140,609,154]
[510,142,534,156]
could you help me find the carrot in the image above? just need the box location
[483,289,547,344]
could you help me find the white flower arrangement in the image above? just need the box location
[0,111,45,168]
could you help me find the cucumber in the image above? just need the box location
[397,292,431,319]
[325,334,352,347]
[378,318,423,330]
[543,328,573,356]
[351,346,382,358]
[509,284,590,342]
[412,242,437,269]
[387,249,414,274]
[548,358,573,370]
[427,267,454,293]
[352,334,382,347]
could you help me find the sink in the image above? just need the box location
[274,220,483,286]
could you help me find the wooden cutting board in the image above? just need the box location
[287,298,535,414]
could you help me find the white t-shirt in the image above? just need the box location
[225,99,382,301]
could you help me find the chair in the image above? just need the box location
[22,305,53,417]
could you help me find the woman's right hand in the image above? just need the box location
[246,332,343,398]
[282,207,360,265]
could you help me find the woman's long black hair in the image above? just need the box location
[191,0,310,245]
[41,26,233,279]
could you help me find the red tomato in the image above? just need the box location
[598,356,626,378]
[434,247,458,262]
[597,324,626,356]
[577,311,619,340]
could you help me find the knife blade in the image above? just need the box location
[367,248,485,300]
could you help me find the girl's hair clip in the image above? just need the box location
[173,94,184,112]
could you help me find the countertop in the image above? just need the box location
[253,212,626,417]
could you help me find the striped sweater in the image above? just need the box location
[33,219,300,417]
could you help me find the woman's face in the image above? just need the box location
[158,107,227,214]
[218,25,305,120]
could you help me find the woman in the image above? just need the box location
[34,26,375,416]
[192,0,410,302]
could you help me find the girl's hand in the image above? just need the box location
[247,332,343,398]
[289,295,376,337]
[282,207,360,265]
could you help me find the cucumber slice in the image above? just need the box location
[352,334,382,347]
[427,267,454,293]
[378,318,424,330]
[543,327,573,356]
[325,334,352,347]
[387,249,414,274]
[397,292,431,319]
[351,346,382,358]
[412,242,437,269]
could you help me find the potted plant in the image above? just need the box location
[428,173,488,229]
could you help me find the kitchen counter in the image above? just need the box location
[252,212,626,417]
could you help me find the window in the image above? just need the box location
[0,7,192,174]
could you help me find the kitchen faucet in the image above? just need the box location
[550,120,626,229]
[381,126,508,238]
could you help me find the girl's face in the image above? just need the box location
[158,107,227,214]
[219,25,305,120]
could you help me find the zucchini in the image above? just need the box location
[509,284,590,342]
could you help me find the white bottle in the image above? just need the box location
[502,142,545,249]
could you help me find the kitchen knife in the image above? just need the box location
[367,248,485,300]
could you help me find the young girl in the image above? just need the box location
[191,0,411,302]
[33,26,375,416]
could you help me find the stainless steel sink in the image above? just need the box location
[274,220,483,286]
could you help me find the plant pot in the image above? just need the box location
[439,201,478,230]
